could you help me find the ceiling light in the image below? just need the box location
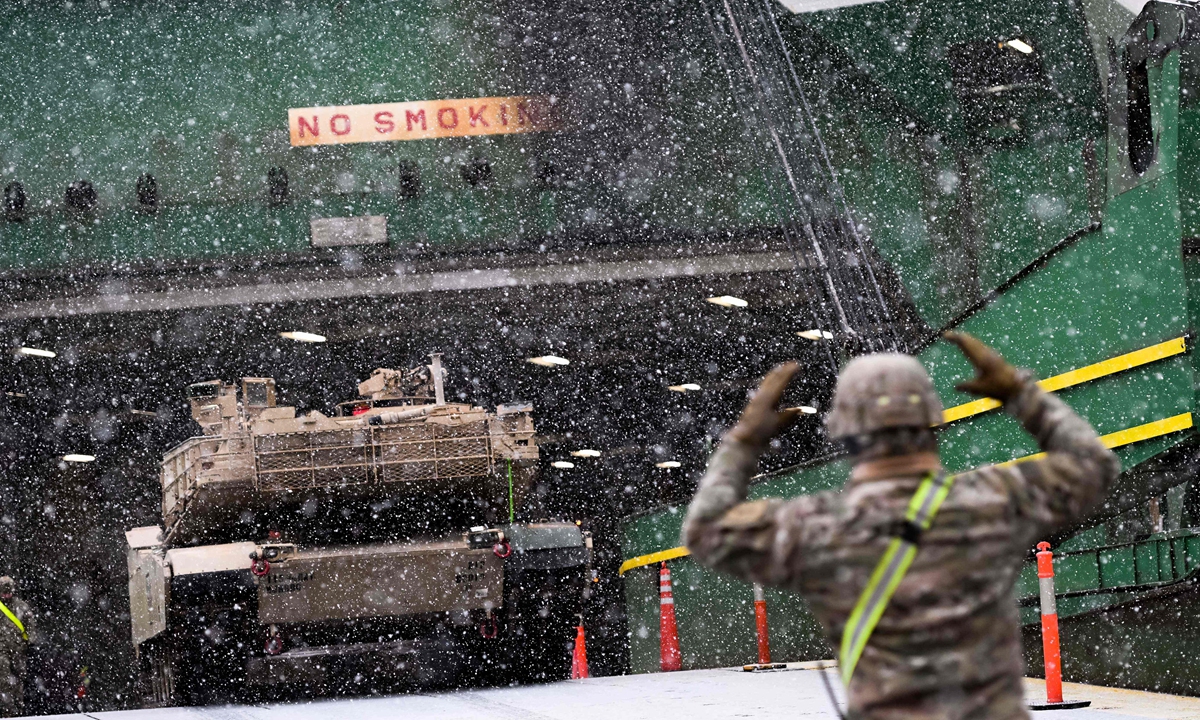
[668,383,702,392]
[798,406,818,414]
[4,392,27,398]
[571,449,601,458]
[778,0,889,14]
[279,331,326,343]
[796,329,834,341]
[706,295,748,308]
[551,461,575,469]
[527,355,570,367]
[655,461,682,469]
[1005,38,1034,54]
[16,347,55,358]
[62,454,95,463]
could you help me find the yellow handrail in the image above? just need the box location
[941,337,1186,424]
[619,411,1194,576]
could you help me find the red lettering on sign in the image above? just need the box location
[499,105,508,126]
[468,106,489,127]
[406,109,427,131]
[517,101,535,126]
[297,115,320,138]
[330,114,352,136]
[374,111,395,134]
[437,107,458,129]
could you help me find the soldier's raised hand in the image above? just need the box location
[728,362,804,447]
[944,331,1023,401]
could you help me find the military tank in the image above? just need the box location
[125,355,590,705]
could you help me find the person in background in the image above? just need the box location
[0,576,36,717]
[683,332,1120,719]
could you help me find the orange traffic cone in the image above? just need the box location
[753,583,771,664]
[659,561,682,672]
[1029,542,1090,710]
[570,623,589,679]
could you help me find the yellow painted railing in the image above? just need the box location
[941,337,1186,424]
[619,411,1195,576]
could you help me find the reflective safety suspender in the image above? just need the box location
[839,469,956,686]
[0,601,27,642]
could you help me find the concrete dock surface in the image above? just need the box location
[24,665,1200,720]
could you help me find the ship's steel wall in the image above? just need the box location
[0,1,782,270]
[621,1,1200,677]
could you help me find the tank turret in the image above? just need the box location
[158,354,538,546]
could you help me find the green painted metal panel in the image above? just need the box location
[1057,551,1103,594]
[750,457,852,500]
[802,0,1102,143]
[1136,542,1158,584]
[0,1,788,269]
[1100,546,1138,588]
[624,556,830,675]
[1179,101,1200,240]
[814,79,1099,331]
[621,505,687,562]
[969,138,1096,291]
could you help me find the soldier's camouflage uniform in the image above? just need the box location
[683,371,1120,720]
[0,596,35,717]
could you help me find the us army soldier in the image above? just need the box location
[0,576,36,717]
[683,333,1120,720]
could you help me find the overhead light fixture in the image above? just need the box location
[797,406,818,415]
[778,0,889,15]
[706,295,748,308]
[62,454,95,463]
[4,391,27,398]
[551,460,575,469]
[571,449,601,458]
[279,331,327,343]
[1005,38,1034,54]
[655,461,682,469]
[527,355,570,367]
[668,383,702,392]
[796,329,834,341]
[16,347,55,358]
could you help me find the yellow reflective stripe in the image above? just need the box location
[617,545,690,576]
[0,601,27,642]
[941,337,1187,424]
[839,471,956,686]
[840,540,917,685]
[904,480,935,523]
[1000,412,1193,467]
[924,482,953,527]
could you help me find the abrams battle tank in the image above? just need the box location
[125,355,590,705]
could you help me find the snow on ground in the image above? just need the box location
[25,666,1200,720]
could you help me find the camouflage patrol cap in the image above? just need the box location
[825,354,943,439]
[0,577,14,593]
